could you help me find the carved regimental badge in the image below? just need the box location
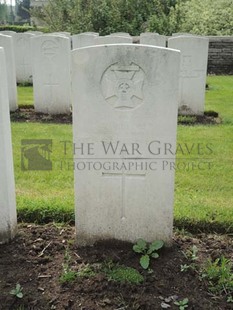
[101,62,145,110]
[41,40,59,59]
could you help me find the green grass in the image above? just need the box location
[17,86,34,107]
[12,76,233,232]
[103,262,144,284]
[206,76,233,124]
[174,76,233,232]
[11,123,74,223]
[201,256,233,295]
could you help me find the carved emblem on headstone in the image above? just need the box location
[41,40,59,59]
[101,62,145,110]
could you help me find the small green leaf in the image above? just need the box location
[151,252,159,259]
[147,240,164,254]
[10,289,16,295]
[137,239,147,251]
[133,244,143,253]
[17,292,23,299]
[140,255,150,269]
[182,298,189,304]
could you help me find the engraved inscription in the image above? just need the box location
[102,171,145,220]
[101,62,145,110]
[44,74,59,104]
[181,55,204,78]
[42,40,59,59]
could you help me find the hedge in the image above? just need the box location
[0,25,48,33]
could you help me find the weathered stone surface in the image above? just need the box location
[0,31,16,37]
[0,48,17,244]
[110,32,131,37]
[94,36,133,45]
[72,33,98,49]
[50,32,71,37]
[0,34,18,111]
[140,33,166,47]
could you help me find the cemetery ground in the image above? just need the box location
[0,223,232,309]
[0,76,232,309]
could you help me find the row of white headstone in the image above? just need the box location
[1,42,181,245]
[0,31,209,115]
[0,47,17,244]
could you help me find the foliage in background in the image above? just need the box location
[2,0,233,35]
[30,0,233,35]
[0,25,48,32]
[169,0,233,35]
[0,3,9,24]
[31,0,177,35]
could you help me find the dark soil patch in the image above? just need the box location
[10,108,72,124]
[0,224,232,309]
[178,112,221,125]
[10,108,220,125]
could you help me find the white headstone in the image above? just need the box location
[140,33,167,47]
[15,33,35,84]
[32,35,71,114]
[0,35,18,111]
[110,32,131,37]
[72,44,180,246]
[0,48,17,244]
[95,36,133,45]
[81,32,99,35]
[72,33,98,49]
[168,36,209,115]
[50,32,71,37]
[27,31,43,35]
[172,33,194,37]
[0,31,16,37]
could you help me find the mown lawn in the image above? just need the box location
[13,76,233,231]
[17,85,34,107]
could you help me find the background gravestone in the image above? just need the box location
[168,36,209,115]
[172,33,194,37]
[15,33,35,84]
[140,33,167,47]
[50,32,71,37]
[0,34,18,111]
[110,32,131,37]
[26,31,43,35]
[32,35,71,114]
[0,31,16,37]
[0,48,17,244]
[72,33,99,49]
[95,36,133,45]
[72,44,180,246]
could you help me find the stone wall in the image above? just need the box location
[207,36,233,75]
